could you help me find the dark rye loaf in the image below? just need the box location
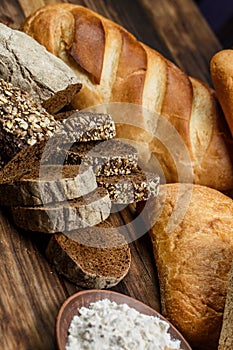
[46,221,131,289]
[11,187,111,233]
[0,23,81,114]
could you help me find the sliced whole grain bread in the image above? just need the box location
[0,164,96,206]
[0,80,116,166]
[11,187,111,233]
[51,139,138,176]
[97,170,160,204]
[0,79,60,163]
[55,111,116,145]
[0,23,81,114]
[45,221,131,288]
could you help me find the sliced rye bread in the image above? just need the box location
[0,164,96,206]
[45,221,131,289]
[0,79,60,163]
[11,187,111,233]
[96,170,160,204]
[0,23,81,114]
[51,139,138,176]
[0,141,96,206]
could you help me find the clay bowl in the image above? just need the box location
[56,289,192,350]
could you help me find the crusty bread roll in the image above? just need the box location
[210,50,233,138]
[140,183,233,350]
[21,4,233,191]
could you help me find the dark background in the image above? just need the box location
[197,0,233,48]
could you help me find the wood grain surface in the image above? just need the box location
[0,1,222,349]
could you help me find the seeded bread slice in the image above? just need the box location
[11,187,111,233]
[0,79,60,163]
[0,23,81,114]
[0,164,96,206]
[52,139,138,176]
[56,111,116,144]
[0,79,116,165]
[46,221,131,288]
[97,170,160,204]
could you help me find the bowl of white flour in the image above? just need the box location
[56,290,192,350]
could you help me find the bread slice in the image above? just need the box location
[11,187,111,233]
[0,140,97,206]
[0,79,60,163]
[0,79,115,166]
[52,139,138,176]
[46,221,131,288]
[56,111,116,144]
[143,183,233,350]
[97,170,160,203]
[0,164,97,207]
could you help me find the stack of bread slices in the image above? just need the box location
[0,78,159,288]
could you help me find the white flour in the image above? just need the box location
[66,299,181,350]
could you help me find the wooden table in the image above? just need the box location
[0,1,222,349]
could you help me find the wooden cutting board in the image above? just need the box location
[0,1,222,349]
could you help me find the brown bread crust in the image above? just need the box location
[143,183,233,350]
[211,49,233,138]
[22,4,233,191]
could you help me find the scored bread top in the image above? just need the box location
[22,4,233,191]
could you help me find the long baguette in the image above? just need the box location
[21,4,233,191]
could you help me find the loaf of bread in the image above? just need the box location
[140,183,233,350]
[0,22,81,114]
[218,260,233,350]
[46,220,131,289]
[210,49,233,138]
[22,4,233,191]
